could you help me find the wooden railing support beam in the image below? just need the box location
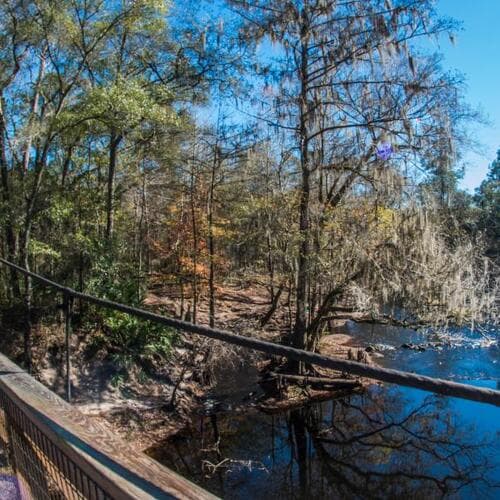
[63,292,73,403]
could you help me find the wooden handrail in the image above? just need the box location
[0,352,216,500]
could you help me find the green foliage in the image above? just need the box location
[29,240,61,260]
[86,255,178,382]
[475,150,500,259]
[102,310,177,379]
[0,0,496,379]
[86,255,144,304]
[0,0,197,379]
[66,77,180,134]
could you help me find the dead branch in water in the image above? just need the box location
[202,458,268,477]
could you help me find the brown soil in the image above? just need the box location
[144,280,291,340]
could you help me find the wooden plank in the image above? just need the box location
[0,352,216,500]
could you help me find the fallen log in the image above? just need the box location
[268,372,361,389]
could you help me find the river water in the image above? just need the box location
[147,322,500,499]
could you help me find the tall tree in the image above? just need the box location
[0,0,184,367]
[229,0,463,362]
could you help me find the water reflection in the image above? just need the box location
[147,385,500,499]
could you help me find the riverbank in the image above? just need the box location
[1,278,495,457]
[73,330,369,450]
[66,281,372,448]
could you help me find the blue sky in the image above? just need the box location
[194,1,498,192]
[437,0,500,191]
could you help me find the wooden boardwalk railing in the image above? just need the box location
[0,352,215,500]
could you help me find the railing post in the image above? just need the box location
[24,275,32,375]
[63,293,73,403]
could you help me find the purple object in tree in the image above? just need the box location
[376,142,393,161]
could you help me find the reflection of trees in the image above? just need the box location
[147,388,499,499]
[288,389,499,499]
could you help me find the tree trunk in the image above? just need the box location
[0,96,20,297]
[266,230,275,301]
[61,144,74,187]
[291,22,311,367]
[20,141,50,371]
[292,166,310,352]
[22,50,46,176]
[106,131,122,241]
[207,147,218,328]
[190,164,198,324]
[20,228,33,373]
[269,372,360,389]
